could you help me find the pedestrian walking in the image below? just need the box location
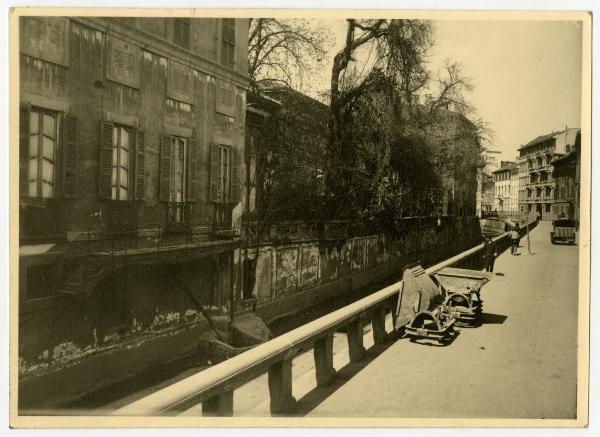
[483,237,497,271]
[510,224,520,255]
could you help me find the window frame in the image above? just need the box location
[170,135,188,204]
[28,107,59,199]
[220,18,236,68]
[173,18,190,49]
[218,144,232,204]
[111,124,133,201]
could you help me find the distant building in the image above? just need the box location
[509,163,519,212]
[492,161,517,212]
[476,149,501,216]
[551,134,581,223]
[480,173,495,214]
[517,128,580,220]
[483,149,501,174]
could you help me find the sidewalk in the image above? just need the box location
[308,221,578,418]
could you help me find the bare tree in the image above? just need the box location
[326,19,490,223]
[248,18,332,92]
[329,19,434,145]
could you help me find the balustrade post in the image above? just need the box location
[371,305,387,345]
[268,357,296,415]
[202,390,234,416]
[347,318,366,362]
[314,335,336,387]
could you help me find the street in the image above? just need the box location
[309,221,579,418]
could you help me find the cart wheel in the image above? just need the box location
[410,312,440,331]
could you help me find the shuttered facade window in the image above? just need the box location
[221,19,235,68]
[173,18,190,49]
[20,106,78,199]
[209,144,239,204]
[99,121,144,201]
[159,135,198,202]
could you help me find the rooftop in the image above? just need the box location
[492,163,518,173]
[518,127,580,152]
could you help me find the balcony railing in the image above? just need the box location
[166,202,192,235]
[19,197,65,243]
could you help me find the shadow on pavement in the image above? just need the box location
[479,312,508,325]
[293,333,403,416]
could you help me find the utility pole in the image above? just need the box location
[526,213,532,254]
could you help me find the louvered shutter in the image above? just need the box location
[159,135,171,201]
[99,120,114,199]
[209,144,220,203]
[228,19,236,46]
[230,148,240,204]
[187,137,198,202]
[19,105,31,196]
[62,113,78,198]
[134,128,145,200]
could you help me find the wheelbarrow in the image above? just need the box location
[394,263,457,345]
[433,267,493,327]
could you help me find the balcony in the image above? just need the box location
[166,202,192,235]
[20,197,66,243]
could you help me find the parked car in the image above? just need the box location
[550,219,576,245]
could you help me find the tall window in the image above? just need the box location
[169,136,188,224]
[173,18,190,48]
[221,18,235,68]
[28,109,57,198]
[111,125,131,200]
[219,145,232,204]
[170,136,187,203]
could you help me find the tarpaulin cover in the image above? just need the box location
[395,264,444,329]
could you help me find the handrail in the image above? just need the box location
[113,229,518,416]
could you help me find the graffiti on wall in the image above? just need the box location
[300,246,320,288]
[276,248,298,295]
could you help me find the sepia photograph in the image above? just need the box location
[7,6,591,428]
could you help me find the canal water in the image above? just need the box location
[62,270,405,413]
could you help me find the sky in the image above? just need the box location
[302,19,583,162]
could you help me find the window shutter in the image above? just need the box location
[221,19,229,43]
[230,148,240,204]
[209,144,220,203]
[228,19,236,46]
[62,113,78,198]
[159,135,171,201]
[99,120,114,199]
[187,137,198,202]
[134,128,145,200]
[19,105,31,196]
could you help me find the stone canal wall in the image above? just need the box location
[237,216,482,323]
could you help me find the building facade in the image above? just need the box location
[492,161,516,212]
[509,164,519,212]
[551,135,581,223]
[480,173,495,214]
[477,149,500,216]
[517,128,580,220]
[18,16,251,407]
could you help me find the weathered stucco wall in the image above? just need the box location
[236,216,482,322]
